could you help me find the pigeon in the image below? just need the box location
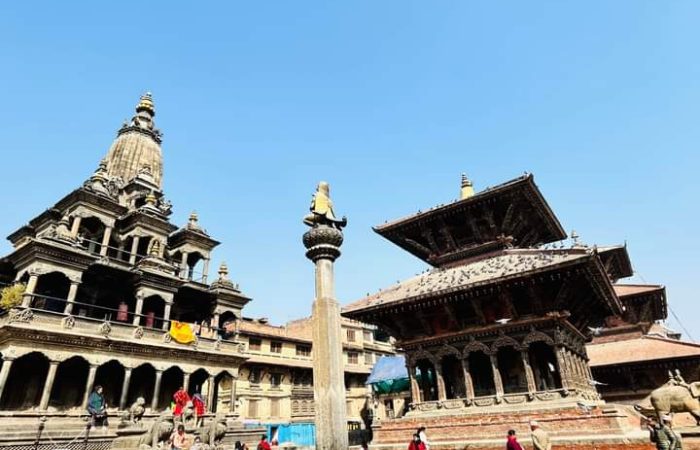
[588,326,604,336]
[577,401,593,413]
[495,318,512,325]
[588,379,608,386]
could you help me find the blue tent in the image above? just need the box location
[367,355,410,394]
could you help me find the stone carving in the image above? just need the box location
[523,330,554,346]
[133,327,144,339]
[435,344,461,358]
[137,411,174,449]
[61,315,76,329]
[8,308,33,324]
[417,402,439,411]
[200,413,228,447]
[503,395,527,404]
[474,397,496,407]
[462,338,491,357]
[442,399,464,409]
[213,336,222,351]
[635,371,700,424]
[121,397,146,425]
[163,333,172,343]
[535,391,561,401]
[490,334,521,352]
[98,321,112,337]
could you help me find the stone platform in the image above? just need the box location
[368,402,672,450]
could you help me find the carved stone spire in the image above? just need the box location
[103,93,164,189]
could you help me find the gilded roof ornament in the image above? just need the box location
[136,92,155,116]
[460,173,475,199]
[302,181,347,230]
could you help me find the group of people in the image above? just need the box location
[403,422,550,450]
[172,385,207,425]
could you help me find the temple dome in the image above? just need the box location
[104,93,164,189]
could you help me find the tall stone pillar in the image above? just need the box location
[229,377,238,413]
[0,356,15,402]
[22,272,39,308]
[302,181,348,450]
[206,375,216,409]
[81,364,98,409]
[120,367,133,410]
[521,349,537,397]
[162,301,173,331]
[435,365,447,401]
[183,372,191,393]
[152,369,163,411]
[70,216,82,237]
[100,227,113,256]
[407,361,421,405]
[64,280,81,315]
[129,236,141,265]
[461,358,475,404]
[490,354,504,400]
[40,360,60,410]
[133,291,144,326]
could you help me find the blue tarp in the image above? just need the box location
[268,423,316,447]
[366,355,408,384]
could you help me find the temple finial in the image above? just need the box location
[218,262,229,280]
[460,173,474,199]
[136,92,155,116]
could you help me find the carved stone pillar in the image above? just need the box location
[70,216,82,237]
[133,292,144,326]
[63,280,81,315]
[81,364,98,409]
[100,227,113,256]
[39,360,60,410]
[461,357,474,404]
[129,236,140,265]
[555,347,571,393]
[152,369,163,411]
[162,301,173,331]
[180,252,189,278]
[206,375,216,410]
[521,349,537,397]
[407,362,421,404]
[22,272,39,308]
[183,372,191,393]
[119,367,133,410]
[0,356,15,402]
[490,354,504,400]
[435,363,447,401]
[229,377,238,413]
[202,258,210,284]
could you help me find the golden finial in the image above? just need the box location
[145,191,157,205]
[460,173,475,199]
[136,92,155,116]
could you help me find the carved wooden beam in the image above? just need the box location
[501,202,516,231]
[404,238,432,255]
[472,297,487,324]
[469,218,483,242]
[420,228,441,253]
[443,303,462,329]
[415,311,434,336]
[437,219,457,251]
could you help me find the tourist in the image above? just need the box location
[408,433,426,450]
[170,424,188,450]
[87,385,109,429]
[417,427,430,450]
[173,386,190,418]
[529,421,551,450]
[660,415,683,450]
[192,390,206,426]
[506,430,524,450]
[190,436,204,450]
[648,418,669,450]
[235,441,249,450]
[257,434,271,450]
[361,439,369,450]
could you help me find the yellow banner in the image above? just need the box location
[169,321,196,344]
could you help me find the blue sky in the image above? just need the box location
[0,2,698,339]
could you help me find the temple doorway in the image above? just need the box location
[415,359,438,402]
[528,342,561,390]
[468,351,495,397]
[1,352,49,410]
[49,356,89,410]
[159,366,184,410]
[497,347,527,394]
[128,364,156,407]
[440,355,465,399]
[95,360,125,409]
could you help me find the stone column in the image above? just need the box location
[133,292,144,326]
[81,364,98,409]
[183,372,191,393]
[435,364,447,401]
[40,360,60,410]
[70,216,82,237]
[407,362,421,404]
[461,358,475,404]
[119,367,133,410]
[0,356,15,402]
[229,377,238,413]
[129,236,141,265]
[206,375,216,410]
[63,280,81,315]
[162,301,172,331]
[202,258,210,284]
[490,354,504,400]
[99,227,113,256]
[22,272,39,308]
[521,349,537,397]
[302,187,349,450]
[555,346,571,393]
[180,252,188,278]
[152,369,163,411]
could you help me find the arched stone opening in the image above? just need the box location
[34,272,70,312]
[95,360,125,409]
[468,351,495,397]
[497,346,527,394]
[189,368,210,397]
[528,342,562,391]
[159,366,184,410]
[49,356,89,410]
[77,265,136,321]
[1,352,49,410]
[213,372,234,413]
[415,359,438,402]
[136,236,153,262]
[143,295,165,329]
[77,216,107,255]
[128,364,156,407]
[440,354,465,399]
[220,311,237,338]
[186,252,205,281]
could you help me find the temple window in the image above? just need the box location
[528,342,562,391]
[496,347,527,394]
[188,368,209,396]
[94,360,125,409]
[32,272,70,313]
[415,359,438,402]
[348,352,359,365]
[346,329,356,342]
[468,351,496,397]
[249,368,262,384]
[271,341,283,354]
[160,366,185,409]
[76,216,107,255]
[296,345,311,357]
[249,338,262,351]
[127,363,156,407]
[270,373,282,388]
[440,354,466,399]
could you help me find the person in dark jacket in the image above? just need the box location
[87,385,108,428]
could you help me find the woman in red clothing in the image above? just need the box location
[408,434,426,450]
[192,391,206,426]
[172,386,190,417]
[506,430,524,450]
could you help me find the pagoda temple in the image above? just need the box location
[343,174,662,449]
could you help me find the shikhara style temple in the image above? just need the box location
[343,174,690,448]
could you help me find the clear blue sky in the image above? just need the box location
[1,2,698,339]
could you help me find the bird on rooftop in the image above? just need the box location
[588,379,608,386]
[495,318,512,325]
[588,326,604,336]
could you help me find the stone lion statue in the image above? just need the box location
[137,411,174,449]
[199,413,228,447]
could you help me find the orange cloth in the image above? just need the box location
[170,321,196,344]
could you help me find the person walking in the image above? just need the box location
[257,434,271,450]
[506,430,524,450]
[530,421,551,450]
[192,390,206,427]
[417,427,430,450]
[408,433,426,450]
[87,385,109,429]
